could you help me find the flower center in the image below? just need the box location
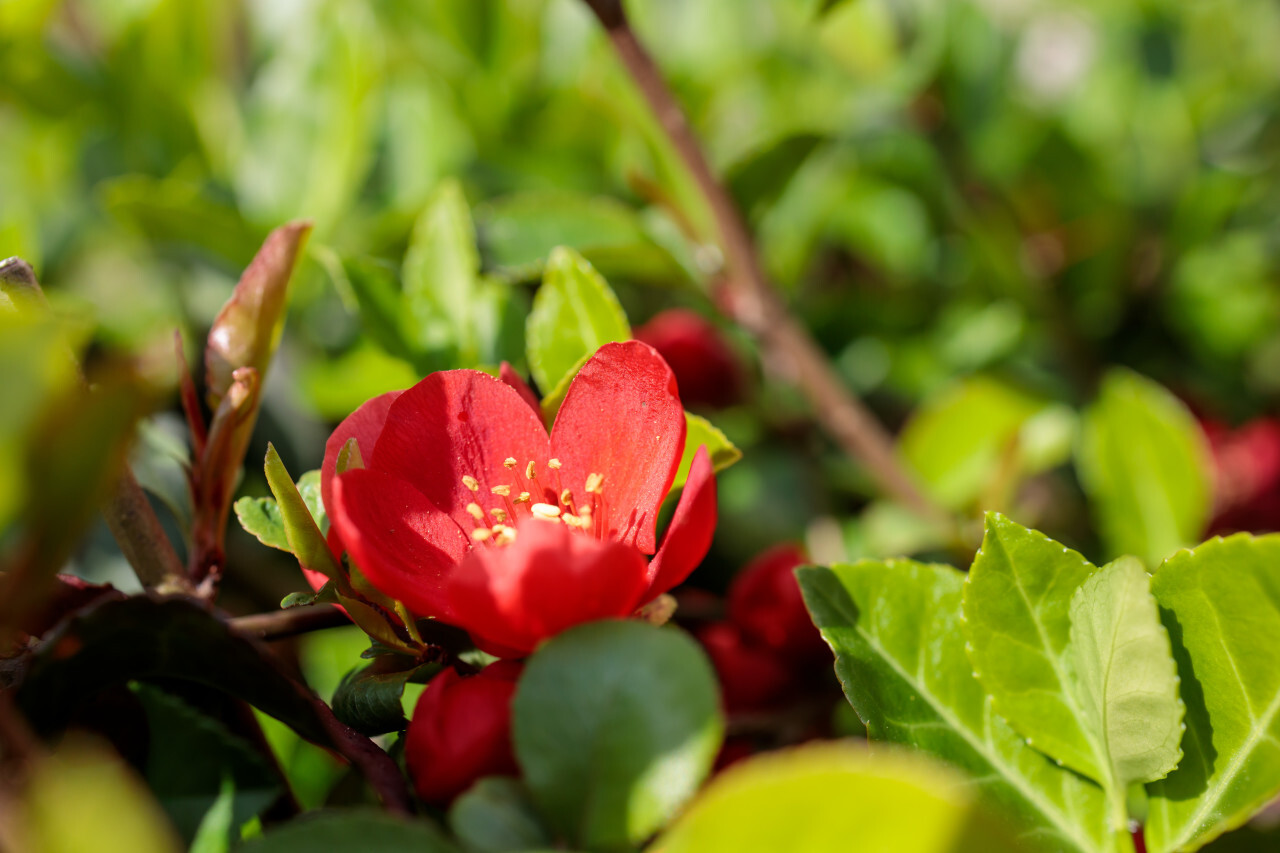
[460,456,607,548]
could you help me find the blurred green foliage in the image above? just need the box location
[5,0,1280,584]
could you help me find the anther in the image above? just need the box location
[526,461,537,480]
[491,485,511,497]
[471,527,492,542]
[531,503,562,519]
[560,489,574,506]
[548,458,562,470]
[585,473,604,493]
[466,503,485,522]
[462,475,480,492]
[495,527,518,546]
[515,492,531,503]
[503,457,518,469]
[563,513,588,529]
[490,509,509,523]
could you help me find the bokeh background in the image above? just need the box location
[5,0,1280,710]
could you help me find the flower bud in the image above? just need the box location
[634,309,743,409]
[404,661,523,804]
[727,544,827,665]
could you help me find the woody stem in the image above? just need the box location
[580,0,952,529]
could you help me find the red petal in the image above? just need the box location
[499,361,542,419]
[404,663,521,804]
[321,390,402,530]
[643,445,717,601]
[372,370,551,533]
[329,469,469,619]
[550,341,685,553]
[448,518,649,656]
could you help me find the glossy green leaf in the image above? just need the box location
[898,375,1058,510]
[235,811,457,853]
[654,742,1024,853]
[448,777,552,853]
[295,469,327,534]
[1145,535,1280,852]
[331,659,434,736]
[264,443,341,582]
[537,351,589,426]
[1077,370,1211,567]
[404,179,481,361]
[798,561,1124,853]
[512,621,722,851]
[234,496,289,552]
[963,513,1103,781]
[525,247,630,395]
[673,412,742,491]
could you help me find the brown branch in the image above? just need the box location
[101,470,189,592]
[581,0,950,527]
[229,606,352,641]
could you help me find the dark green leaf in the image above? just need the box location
[448,777,552,853]
[512,621,722,851]
[331,659,435,736]
[234,811,457,853]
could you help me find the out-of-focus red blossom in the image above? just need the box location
[321,341,718,657]
[1201,417,1280,534]
[634,309,743,409]
[405,661,522,804]
[727,544,826,664]
[697,622,797,712]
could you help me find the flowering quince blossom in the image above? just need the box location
[319,341,718,657]
[405,661,522,804]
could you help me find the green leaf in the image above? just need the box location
[264,443,341,583]
[475,191,689,287]
[295,469,327,535]
[1069,557,1185,826]
[963,513,1103,781]
[512,621,722,851]
[1145,534,1280,852]
[133,684,280,845]
[341,255,419,364]
[1077,369,1211,567]
[234,811,457,853]
[234,496,289,552]
[331,659,434,736]
[404,179,481,361]
[537,351,589,426]
[654,742,1025,853]
[673,412,743,491]
[898,375,1066,511]
[525,247,630,396]
[189,775,235,853]
[798,561,1124,853]
[448,777,552,853]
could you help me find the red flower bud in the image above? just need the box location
[697,622,795,712]
[634,309,743,409]
[404,661,523,804]
[727,544,826,665]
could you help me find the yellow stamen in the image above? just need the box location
[491,509,509,523]
[462,475,480,492]
[515,492,531,504]
[563,513,588,529]
[548,458,562,470]
[491,485,511,497]
[531,503,562,519]
[503,457,518,469]
[560,489,574,506]
[585,473,604,493]
[526,461,537,480]
[495,527,518,546]
[471,527,492,542]
[466,503,485,522]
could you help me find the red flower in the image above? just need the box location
[404,661,522,804]
[697,621,797,712]
[323,341,718,656]
[727,544,826,664]
[634,309,743,409]
[1201,416,1280,534]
